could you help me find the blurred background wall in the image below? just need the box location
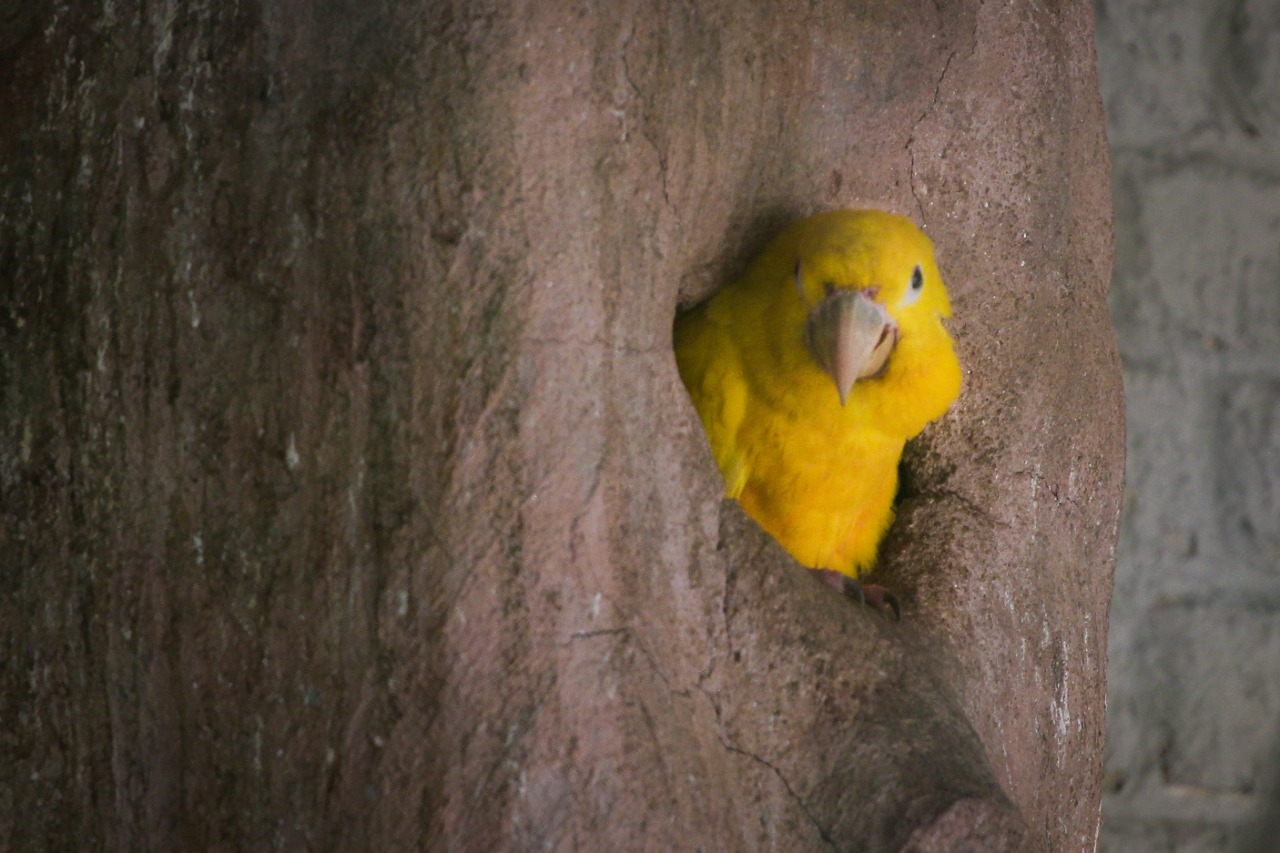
[1093,1,1280,850]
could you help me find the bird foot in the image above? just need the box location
[809,569,900,619]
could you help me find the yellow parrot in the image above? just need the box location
[674,210,961,612]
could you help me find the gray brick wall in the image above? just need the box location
[1095,1,1280,850]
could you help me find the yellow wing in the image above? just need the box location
[674,300,751,499]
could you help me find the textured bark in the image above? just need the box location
[1,2,1120,852]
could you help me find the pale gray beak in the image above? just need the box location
[806,289,897,405]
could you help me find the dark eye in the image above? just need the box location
[903,264,924,305]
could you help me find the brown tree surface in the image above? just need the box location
[1,2,1121,851]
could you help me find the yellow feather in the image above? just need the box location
[675,210,961,578]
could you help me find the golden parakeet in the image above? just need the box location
[674,210,961,611]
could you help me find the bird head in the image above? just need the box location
[787,210,953,406]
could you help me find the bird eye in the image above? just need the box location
[902,264,924,305]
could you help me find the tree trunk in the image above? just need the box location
[1,2,1120,851]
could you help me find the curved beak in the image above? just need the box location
[806,289,897,406]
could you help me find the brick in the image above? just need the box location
[1210,0,1280,140]
[1096,0,1280,148]
[1111,367,1215,598]
[1094,1,1219,147]
[1110,163,1280,363]
[1099,818,1237,853]
[1099,1,1280,848]
[1122,601,1280,795]
[1215,376,1280,570]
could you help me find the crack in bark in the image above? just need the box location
[906,48,958,223]
[565,626,632,643]
[693,552,841,853]
[913,486,1011,532]
[472,671,558,807]
[1010,468,1082,510]
[719,535,771,630]
[618,18,675,216]
[694,678,839,851]
[717,739,839,850]
[565,469,602,569]
[564,625,694,700]
[523,334,668,357]
[565,624,839,846]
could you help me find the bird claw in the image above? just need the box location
[809,569,901,620]
[858,582,901,620]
